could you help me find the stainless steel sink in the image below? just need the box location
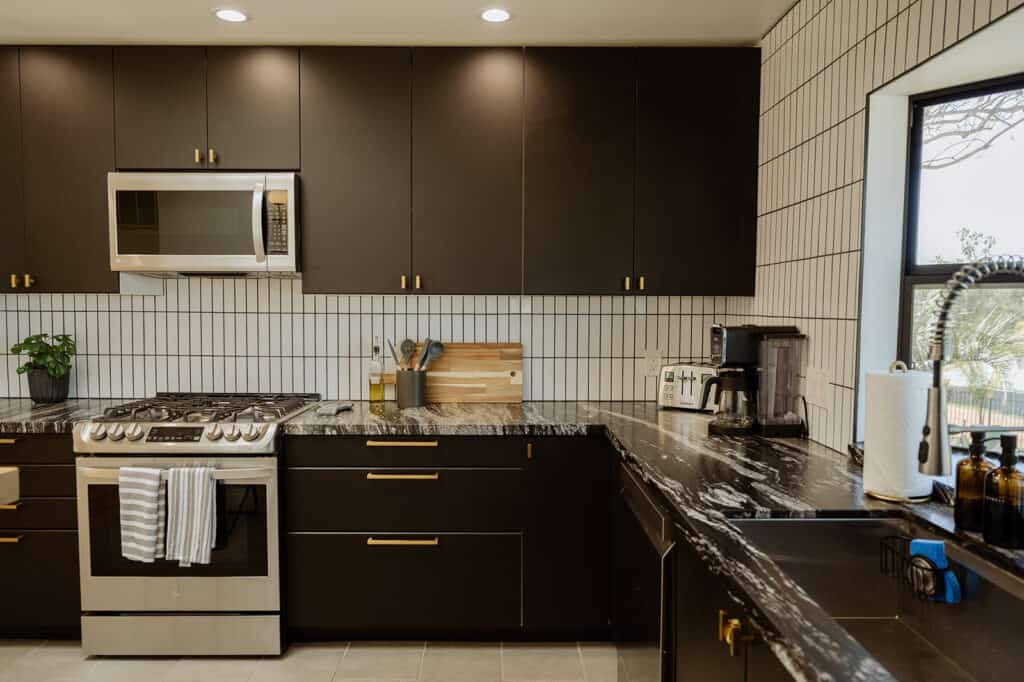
[733,517,1024,682]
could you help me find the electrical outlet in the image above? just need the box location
[644,349,663,378]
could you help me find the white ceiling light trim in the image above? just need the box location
[480,8,511,23]
[214,8,249,23]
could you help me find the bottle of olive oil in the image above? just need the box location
[955,431,993,532]
[982,435,1024,549]
[368,337,384,402]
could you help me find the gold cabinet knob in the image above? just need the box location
[194,148,203,164]
[414,274,422,290]
[22,274,34,289]
[9,274,17,289]
[208,148,217,164]
[401,274,408,290]
[624,276,631,291]
[638,275,646,291]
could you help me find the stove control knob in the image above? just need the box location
[242,424,267,442]
[223,425,241,442]
[89,425,108,441]
[207,425,224,441]
[108,425,125,441]
[125,424,145,441]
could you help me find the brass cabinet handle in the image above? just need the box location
[9,274,17,289]
[638,275,645,291]
[365,440,438,448]
[527,442,533,459]
[22,274,34,289]
[624,276,631,291]
[718,610,751,657]
[367,537,439,547]
[0,438,16,445]
[208,148,217,164]
[194,148,203,164]
[366,472,439,481]
[401,274,408,290]
[0,502,20,511]
[414,274,422,290]
[0,535,24,544]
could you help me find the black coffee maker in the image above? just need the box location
[700,324,807,438]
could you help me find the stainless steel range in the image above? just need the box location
[72,393,317,656]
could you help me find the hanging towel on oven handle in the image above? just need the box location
[165,467,217,567]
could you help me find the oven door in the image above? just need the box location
[107,172,297,273]
[76,457,279,612]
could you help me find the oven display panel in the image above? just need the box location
[146,426,205,443]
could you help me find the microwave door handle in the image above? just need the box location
[252,182,266,263]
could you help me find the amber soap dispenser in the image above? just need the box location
[955,431,994,532]
[982,434,1024,549]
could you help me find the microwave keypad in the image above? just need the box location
[267,202,289,255]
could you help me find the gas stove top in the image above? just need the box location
[73,393,320,455]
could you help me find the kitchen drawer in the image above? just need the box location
[0,497,77,529]
[0,434,75,464]
[285,467,524,532]
[17,465,76,497]
[286,532,522,635]
[284,436,527,468]
[0,530,80,637]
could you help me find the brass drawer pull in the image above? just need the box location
[366,537,439,547]
[208,148,217,164]
[414,274,422,290]
[194,148,202,164]
[624,275,631,291]
[9,274,17,289]
[366,472,439,481]
[638,275,646,291]
[365,440,439,448]
[0,502,21,511]
[0,535,24,544]
[718,610,751,657]
[401,274,408,290]
[23,274,34,289]
[0,438,16,445]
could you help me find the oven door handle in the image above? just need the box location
[78,466,275,483]
[252,182,266,264]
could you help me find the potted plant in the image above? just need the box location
[10,334,77,404]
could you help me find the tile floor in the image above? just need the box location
[0,640,659,682]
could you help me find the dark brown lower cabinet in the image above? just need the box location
[0,531,80,637]
[285,532,521,637]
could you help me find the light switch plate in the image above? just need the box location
[644,349,663,378]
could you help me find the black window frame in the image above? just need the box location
[897,71,1024,364]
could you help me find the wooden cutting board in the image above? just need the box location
[414,343,523,403]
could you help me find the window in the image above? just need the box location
[900,74,1024,435]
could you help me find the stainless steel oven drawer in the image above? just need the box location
[82,614,281,656]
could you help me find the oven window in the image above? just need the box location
[88,482,269,577]
[115,190,258,256]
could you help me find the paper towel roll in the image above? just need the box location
[864,365,933,501]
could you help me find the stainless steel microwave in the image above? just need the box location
[108,172,297,274]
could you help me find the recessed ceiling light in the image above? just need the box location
[214,8,248,23]
[481,8,511,23]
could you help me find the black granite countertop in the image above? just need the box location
[286,401,1024,682]
[0,398,121,434]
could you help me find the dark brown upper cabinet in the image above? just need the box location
[20,47,118,293]
[300,47,411,294]
[411,47,523,294]
[635,48,759,296]
[524,48,636,295]
[206,47,300,170]
[114,47,208,170]
[0,48,24,292]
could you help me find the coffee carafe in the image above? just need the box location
[700,369,757,435]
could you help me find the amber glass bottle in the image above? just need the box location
[955,431,994,532]
[982,435,1024,549]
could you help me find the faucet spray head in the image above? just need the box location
[918,382,952,476]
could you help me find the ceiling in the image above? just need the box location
[0,0,792,46]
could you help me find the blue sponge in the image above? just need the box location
[909,539,961,604]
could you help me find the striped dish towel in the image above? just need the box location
[118,467,166,563]
[165,467,217,567]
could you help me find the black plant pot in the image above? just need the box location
[27,368,70,404]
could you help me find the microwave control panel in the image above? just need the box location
[267,194,289,255]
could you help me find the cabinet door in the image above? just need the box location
[636,48,759,296]
[113,47,207,170]
[20,47,118,294]
[0,531,80,637]
[300,47,411,293]
[411,47,523,294]
[525,437,612,636]
[524,48,635,295]
[0,48,23,291]
[206,47,300,170]
[674,530,746,682]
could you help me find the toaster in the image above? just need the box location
[657,363,718,411]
